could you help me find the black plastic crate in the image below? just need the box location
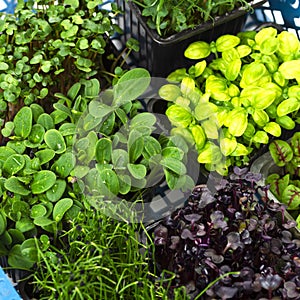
[115,0,267,77]
[248,0,300,38]
[0,257,30,300]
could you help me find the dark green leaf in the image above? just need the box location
[35,149,55,165]
[128,135,144,163]
[37,113,55,130]
[114,68,151,105]
[3,154,25,175]
[269,140,293,167]
[4,177,30,196]
[31,170,56,194]
[46,179,67,202]
[44,129,66,154]
[282,185,300,210]
[14,107,32,139]
[30,204,47,218]
[8,244,35,269]
[51,152,75,178]
[95,138,112,164]
[161,157,186,175]
[53,198,73,222]
[98,169,119,196]
[127,163,147,179]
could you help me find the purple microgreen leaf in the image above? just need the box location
[184,213,201,223]
[181,228,195,240]
[204,249,224,264]
[233,166,249,177]
[210,211,226,229]
[284,281,300,298]
[198,190,216,208]
[260,274,282,291]
[270,238,282,255]
[244,172,262,183]
[281,230,293,243]
[154,225,168,245]
[282,219,297,229]
[169,235,180,250]
[293,256,300,268]
[215,286,238,299]
[224,232,243,252]
[196,223,206,236]
[248,217,258,231]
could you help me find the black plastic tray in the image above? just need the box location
[115,0,267,77]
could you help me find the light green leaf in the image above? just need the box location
[225,59,241,81]
[130,112,156,129]
[112,149,129,169]
[197,142,223,164]
[129,136,144,163]
[37,113,55,130]
[252,109,269,127]
[279,60,300,79]
[220,137,237,156]
[201,119,219,139]
[142,136,162,159]
[277,97,300,117]
[184,41,211,59]
[191,125,206,150]
[263,122,281,137]
[88,100,114,118]
[0,62,9,70]
[8,244,35,269]
[205,75,230,101]
[252,130,269,144]
[164,169,185,190]
[162,146,184,160]
[166,104,193,128]
[158,84,181,102]
[230,143,250,156]
[118,175,131,194]
[278,31,300,56]
[33,217,55,227]
[240,62,270,88]
[225,107,248,137]
[194,102,218,121]
[216,35,240,52]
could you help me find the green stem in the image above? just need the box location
[156,0,165,36]
[194,271,240,299]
